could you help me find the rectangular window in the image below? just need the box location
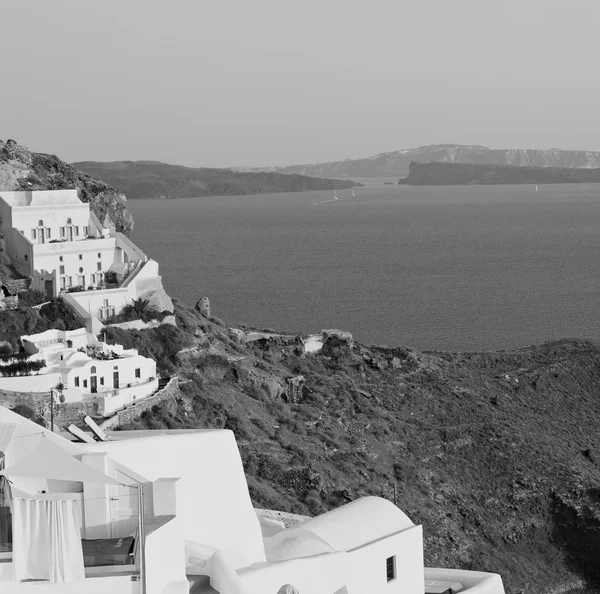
[79,254,83,260]
[97,253,101,259]
[74,377,80,387]
[24,255,28,261]
[386,556,396,583]
[59,265,65,274]
[83,379,88,388]
[31,229,36,240]
[75,226,80,236]
[60,227,65,238]
[46,228,51,238]
[135,368,141,378]
[84,226,88,236]
[97,262,102,271]
[59,256,63,262]
[100,377,104,386]
[103,299,109,307]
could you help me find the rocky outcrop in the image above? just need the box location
[195,296,211,318]
[321,329,354,358]
[241,143,600,178]
[0,139,134,235]
[398,161,600,186]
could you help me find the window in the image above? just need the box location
[103,299,109,307]
[84,226,88,235]
[60,227,65,238]
[67,218,72,225]
[83,379,88,388]
[59,256,63,262]
[75,226,80,236]
[79,267,83,273]
[135,368,141,378]
[113,365,118,370]
[31,229,36,240]
[91,366,96,374]
[38,220,43,226]
[24,255,28,262]
[386,556,396,583]
[100,377,104,386]
[74,377,80,387]
[46,228,51,239]
[60,265,65,274]
[97,253,101,259]
[97,262,102,270]
[79,254,83,260]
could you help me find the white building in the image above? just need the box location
[0,190,173,331]
[0,328,158,416]
[0,405,506,594]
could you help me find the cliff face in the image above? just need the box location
[0,139,134,235]
[243,144,600,178]
[398,161,600,185]
[72,160,360,199]
[115,304,600,594]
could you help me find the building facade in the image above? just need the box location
[0,190,172,329]
[0,328,158,416]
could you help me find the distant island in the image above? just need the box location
[236,143,600,178]
[398,161,600,185]
[73,160,360,199]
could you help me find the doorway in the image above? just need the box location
[90,376,97,394]
[113,371,119,389]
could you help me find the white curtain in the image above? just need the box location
[12,498,85,583]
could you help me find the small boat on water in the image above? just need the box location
[352,188,356,197]
[334,189,338,200]
[535,185,539,192]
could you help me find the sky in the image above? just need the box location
[2,0,600,167]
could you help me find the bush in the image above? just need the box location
[0,360,46,376]
[12,404,46,427]
[18,289,46,307]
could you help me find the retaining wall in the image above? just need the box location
[99,376,181,430]
[0,389,97,429]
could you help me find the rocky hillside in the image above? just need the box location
[240,144,600,178]
[73,160,360,199]
[95,301,600,594]
[398,161,600,185]
[0,139,133,235]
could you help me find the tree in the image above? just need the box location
[122,298,159,322]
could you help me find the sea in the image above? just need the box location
[127,180,600,352]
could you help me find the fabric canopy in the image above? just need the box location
[0,436,126,486]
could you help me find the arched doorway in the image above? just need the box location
[90,366,98,394]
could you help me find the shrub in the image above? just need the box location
[12,404,46,427]
[0,360,46,376]
[18,289,46,307]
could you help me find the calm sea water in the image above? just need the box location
[127,183,600,351]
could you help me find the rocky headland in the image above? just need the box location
[236,143,600,179]
[0,139,134,235]
[398,161,600,185]
[73,160,360,199]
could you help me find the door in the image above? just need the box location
[109,468,139,539]
[44,280,53,300]
[113,371,119,389]
[77,275,85,287]
[68,226,73,241]
[90,375,97,394]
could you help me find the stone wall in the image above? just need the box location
[99,376,182,430]
[0,389,96,429]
